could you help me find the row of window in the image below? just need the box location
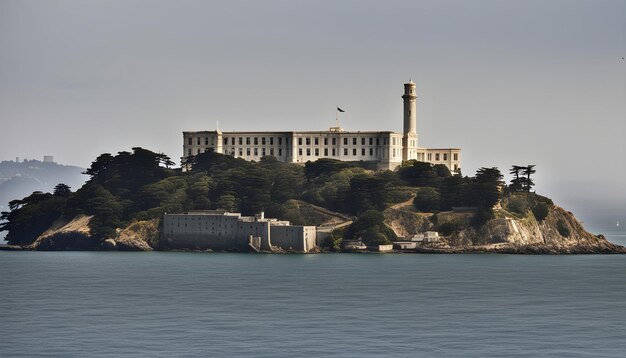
[187,146,395,159]
[426,153,459,161]
[297,137,391,146]
[188,136,400,147]
[296,147,385,158]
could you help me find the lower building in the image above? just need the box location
[162,210,317,252]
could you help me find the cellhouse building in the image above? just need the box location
[182,82,461,172]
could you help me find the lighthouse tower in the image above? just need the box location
[402,80,418,161]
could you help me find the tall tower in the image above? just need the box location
[402,80,417,161]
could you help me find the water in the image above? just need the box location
[1,251,626,358]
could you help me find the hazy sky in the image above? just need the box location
[1,0,624,228]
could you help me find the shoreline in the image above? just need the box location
[3,244,625,255]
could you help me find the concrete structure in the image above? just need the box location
[43,155,54,163]
[372,244,394,252]
[393,242,418,250]
[182,82,461,172]
[409,231,440,243]
[162,210,316,252]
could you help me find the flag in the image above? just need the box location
[337,107,345,112]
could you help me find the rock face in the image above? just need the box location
[385,204,626,254]
[30,214,98,250]
[114,219,160,251]
[25,215,159,251]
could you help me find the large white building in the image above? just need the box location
[182,82,461,172]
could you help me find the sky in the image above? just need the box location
[0,0,624,230]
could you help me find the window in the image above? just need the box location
[306,137,311,145]
[435,153,440,161]
[254,148,258,156]
[369,148,373,156]
[306,148,311,156]
[392,138,396,145]
[343,138,348,145]
[343,148,348,156]
[376,138,380,145]
[197,148,201,154]
[262,137,266,145]
[324,148,328,156]
[332,138,336,145]
[443,153,448,161]
[205,137,209,145]
[224,138,228,145]
[254,137,258,145]
[361,138,365,145]
[332,148,336,156]
[188,137,193,145]
[314,137,319,145]
[188,148,192,156]
[369,138,373,145]
[247,148,250,156]
[270,148,274,156]
[246,137,250,145]
[278,137,282,145]
[298,138,302,145]
[262,148,266,156]
[324,138,328,145]
[315,148,319,156]
[352,148,357,156]
[383,138,387,145]
[392,149,395,158]
[428,153,432,161]
[239,148,243,156]
[454,153,458,161]
[278,148,282,156]
[270,137,273,145]
[238,137,243,145]
[353,138,357,145]
[361,148,365,156]
[197,137,201,145]
[298,148,303,156]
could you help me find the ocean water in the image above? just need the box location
[1,248,626,357]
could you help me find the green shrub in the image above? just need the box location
[438,222,461,236]
[556,219,570,237]
[413,187,440,212]
[507,196,529,215]
[532,202,550,222]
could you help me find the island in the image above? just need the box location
[1,148,623,254]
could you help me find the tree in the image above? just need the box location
[53,183,72,196]
[343,210,397,246]
[509,165,524,192]
[471,167,504,227]
[520,165,536,192]
[398,160,438,187]
[413,187,441,212]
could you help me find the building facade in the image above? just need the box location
[182,82,461,172]
[162,210,317,252]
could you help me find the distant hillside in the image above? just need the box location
[0,160,86,239]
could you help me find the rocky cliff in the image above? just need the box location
[21,216,160,251]
[384,201,626,254]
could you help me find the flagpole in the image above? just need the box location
[336,107,339,128]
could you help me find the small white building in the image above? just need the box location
[410,231,440,243]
